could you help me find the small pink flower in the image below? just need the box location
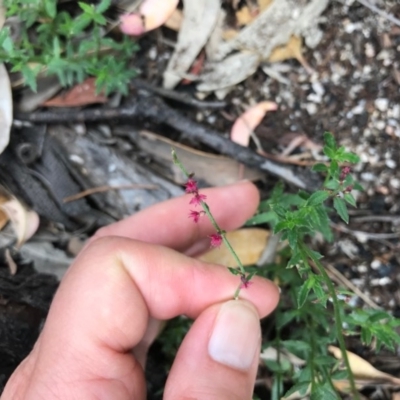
[339,166,351,181]
[185,178,198,194]
[209,233,222,248]
[188,210,204,223]
[240,274,253,289]
[189,193,207,206]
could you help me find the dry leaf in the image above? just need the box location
[260,347,306,367]
[268,35,314,74]
[43,78,107,107]
[199,228,269,267]
[0,198,40,248]
[163,0,221,89]
[231,101,277,147]
[0,63,12,155]
[120,0,179,35]
[164,8,183,31]
[135,129,264,186]
[329,345,400,386]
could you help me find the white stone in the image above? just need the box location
[375,98,389,112]
[385,159,397,169]
[389,178,400,189]
[305,103,317,115]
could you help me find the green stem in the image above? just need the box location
[302,244,359,399]
[172,149,248,298]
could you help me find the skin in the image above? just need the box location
[1,181,279,400]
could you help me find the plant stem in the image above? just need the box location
[303,244,359,399]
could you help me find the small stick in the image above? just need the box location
[63,184,158,203]
[357,0,400,27]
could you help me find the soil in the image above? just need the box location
[1,0,400,399]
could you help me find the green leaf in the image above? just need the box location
[287,251,303,269]
[227,267,240,276]
[323,146,336,159]
[307,190,330,206]
[312,163,328,172]
[286,230,298,249]
[274,220,290,234]
[323,132,337,150]
[340,152,360,163]
[353,181,364,191]
[333,197,349,223]
[21,64,38,91]
[343,192,357,207]
[329,160,339,178]
[310,383,338,400]
[312,279,327,307]
[44,0,57,18]
[96,0,111,13]
[283,382,310,398]
[78,1,94,14]
[245,211,278,226]
[297,280,312,308]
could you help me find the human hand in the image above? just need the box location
[1,181,279,400]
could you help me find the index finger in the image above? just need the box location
[92,181,259,251]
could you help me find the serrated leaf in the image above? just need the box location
[96,0,111,13]
[323,146,336,159]
[44,0,57,18]
[78,2,93,14]
[340,152,360,163]
[312,163,328,172]
[283,381,310,399]
[287,230,298,249]
[307,190,329,206]
[274,220,290,233]
[312,280,327,307]
[245,211,278,226]
[333,197,349,223]
[329,160,339,177]
[353,181,364,191]
[310,383,338,400]
[323,131,337,150]
[297,281,311,308]
[287,251,303,269]
[343,192,357,207]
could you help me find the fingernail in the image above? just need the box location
[208,300,260,371]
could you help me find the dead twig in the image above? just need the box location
[331,222,400,240]
[325,263,380,310]
[132,80,227,109]
[15,94,321,190]
[63,184,158,203]
[356,0,400,27]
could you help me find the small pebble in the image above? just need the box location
[371,259,382,270]
[365,43,375,57]
[375,98,389,112]
[385,159,397,169]
[305,103,317,115]
[389,178,400,189]
[361,172,376,181]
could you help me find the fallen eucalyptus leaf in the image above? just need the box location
[231,101,277,147]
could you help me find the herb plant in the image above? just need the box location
[0,0,138,94]
[171,132,400,399]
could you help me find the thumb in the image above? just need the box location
[165,300,263,400]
